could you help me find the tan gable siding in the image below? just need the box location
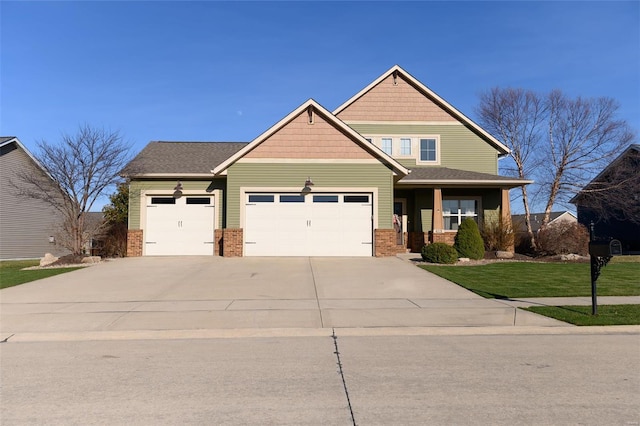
[244,111,373,160]
[335,74,458,122]
[349,123,498,174]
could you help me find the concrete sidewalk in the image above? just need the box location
[0,256,572,341]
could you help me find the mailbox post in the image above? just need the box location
[588,222,622,315]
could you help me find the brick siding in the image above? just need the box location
[127,230,143,257]
[222,228,243,257]
[431,231,456,245]
[374,229,406,257]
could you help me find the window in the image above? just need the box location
[313,195,338,203]
[344,195,370,203]
[248,195,274,203]
[186,197,211,204]
[420,138,437,162]
[400,138,411,156]
[442,199,478,230]
[381,138,393,155]
[280,195,305,203]
[151,197,176,204]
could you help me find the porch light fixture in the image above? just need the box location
[173,181,183,197]
[304,177,314,188]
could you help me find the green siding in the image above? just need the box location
[128,179,225,229]
[348,123,498,174]
[227,163,394,229]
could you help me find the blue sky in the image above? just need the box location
[2,1,639,210]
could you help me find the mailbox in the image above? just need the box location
[589,239,622,257]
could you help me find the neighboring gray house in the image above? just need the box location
[512,211,577,234]
[0,137,67,259]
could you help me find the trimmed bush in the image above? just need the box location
[421,243,459,264]
[454,218,485,260]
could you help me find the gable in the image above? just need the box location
[213,100,409,177]
[335,74,458,123]
[243,108,375,160]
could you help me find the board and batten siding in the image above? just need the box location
[226,162,394,229]
[347,123,499,174]
[128,179,224,230]
[0,143,68,259]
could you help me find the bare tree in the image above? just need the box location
[477,87,546,249]
[539,91,635,224]
[477,88,636,253]
[12,125,130,256]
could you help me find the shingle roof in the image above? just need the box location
[0,136,17,145]
[123,141,248,176]
[512,211,576,233]
[398,167,530,186]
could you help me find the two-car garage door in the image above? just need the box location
[244,193,373,256]
[145,196,215,255]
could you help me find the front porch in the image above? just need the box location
[392,185,514,253]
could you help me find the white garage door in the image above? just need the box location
[244,193,373,256]
[145,196,215,255]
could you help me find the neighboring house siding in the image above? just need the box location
[336,74,457,122]
[348,123,498,174]
[128,179,225,229]
[226,162,394,228]
[0,143,67,259]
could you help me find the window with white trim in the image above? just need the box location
[420,138,437,162]
[400,138,411,156]
[442,199,478,230]
[381,138,393,155]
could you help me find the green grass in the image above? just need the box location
[525,305,640,326]
[0,260,82,289]
[420,262,640,298]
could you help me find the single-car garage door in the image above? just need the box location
[244,193,372,256]
[145,196,215,255]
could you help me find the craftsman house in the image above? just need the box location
[124,66,530,257]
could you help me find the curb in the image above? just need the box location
[2,325,639,343]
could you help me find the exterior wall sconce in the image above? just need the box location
[173,181,183,198]
[304,177,314,188]
[49,236,55,243]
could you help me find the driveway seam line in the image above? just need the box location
[308,257,324,328]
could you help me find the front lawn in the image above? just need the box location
[420,261,640,299]
[524,305,640,326]
[0,260,82,289]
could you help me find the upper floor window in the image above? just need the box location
[400,138,411,156]
[363,134,440,164]
[420,138,437,162]
[381,138,393,155]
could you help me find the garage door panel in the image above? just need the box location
[145,196,214,256]
[245,192,372,257]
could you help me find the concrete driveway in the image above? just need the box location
[0,256,565,338]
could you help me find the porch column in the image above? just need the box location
[433,188,443,232]
[501,187,515,252]
[500,188,512,225]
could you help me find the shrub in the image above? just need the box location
[421,243,459,264]
[537,222,589,256]
[454,218,485,260]
[481,216,515,251]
